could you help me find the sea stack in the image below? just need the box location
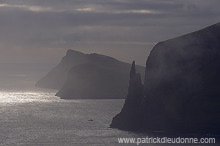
[110,61,144,130]
[111,22,220,134]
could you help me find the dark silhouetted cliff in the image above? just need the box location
[111,22,220,134]
[36,49,145,99]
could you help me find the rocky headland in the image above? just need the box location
[36,50,145,99]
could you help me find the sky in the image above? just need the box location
[0,0,220,66]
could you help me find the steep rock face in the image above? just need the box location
[56,63,128,99]
[36,49,145,90]
[110,61,144,130]
[36,50,87,89]
[143,23,220,133]
[111,22,220,134]
[36,49,145,99]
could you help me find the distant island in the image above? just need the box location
[111,22,220,134]
[36,50,145,99]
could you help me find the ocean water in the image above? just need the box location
[0,88,148,146]
[1,90,218,146]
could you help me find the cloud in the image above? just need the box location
[0,0,220,65]
[0,3,53,12]
[75,7,93,12]
[0,2,161,14]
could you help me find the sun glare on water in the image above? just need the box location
[0,91,58,104]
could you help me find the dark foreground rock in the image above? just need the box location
[111,22,220,134]
[36,49,145,99]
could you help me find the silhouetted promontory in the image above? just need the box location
[36,50,145,99]
[111,22,220,134]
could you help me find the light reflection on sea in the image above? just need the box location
[0,91,57,104]
[0,89,142,146]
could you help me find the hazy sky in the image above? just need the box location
[0,0,220,65]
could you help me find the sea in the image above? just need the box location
[0,63,218,146]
